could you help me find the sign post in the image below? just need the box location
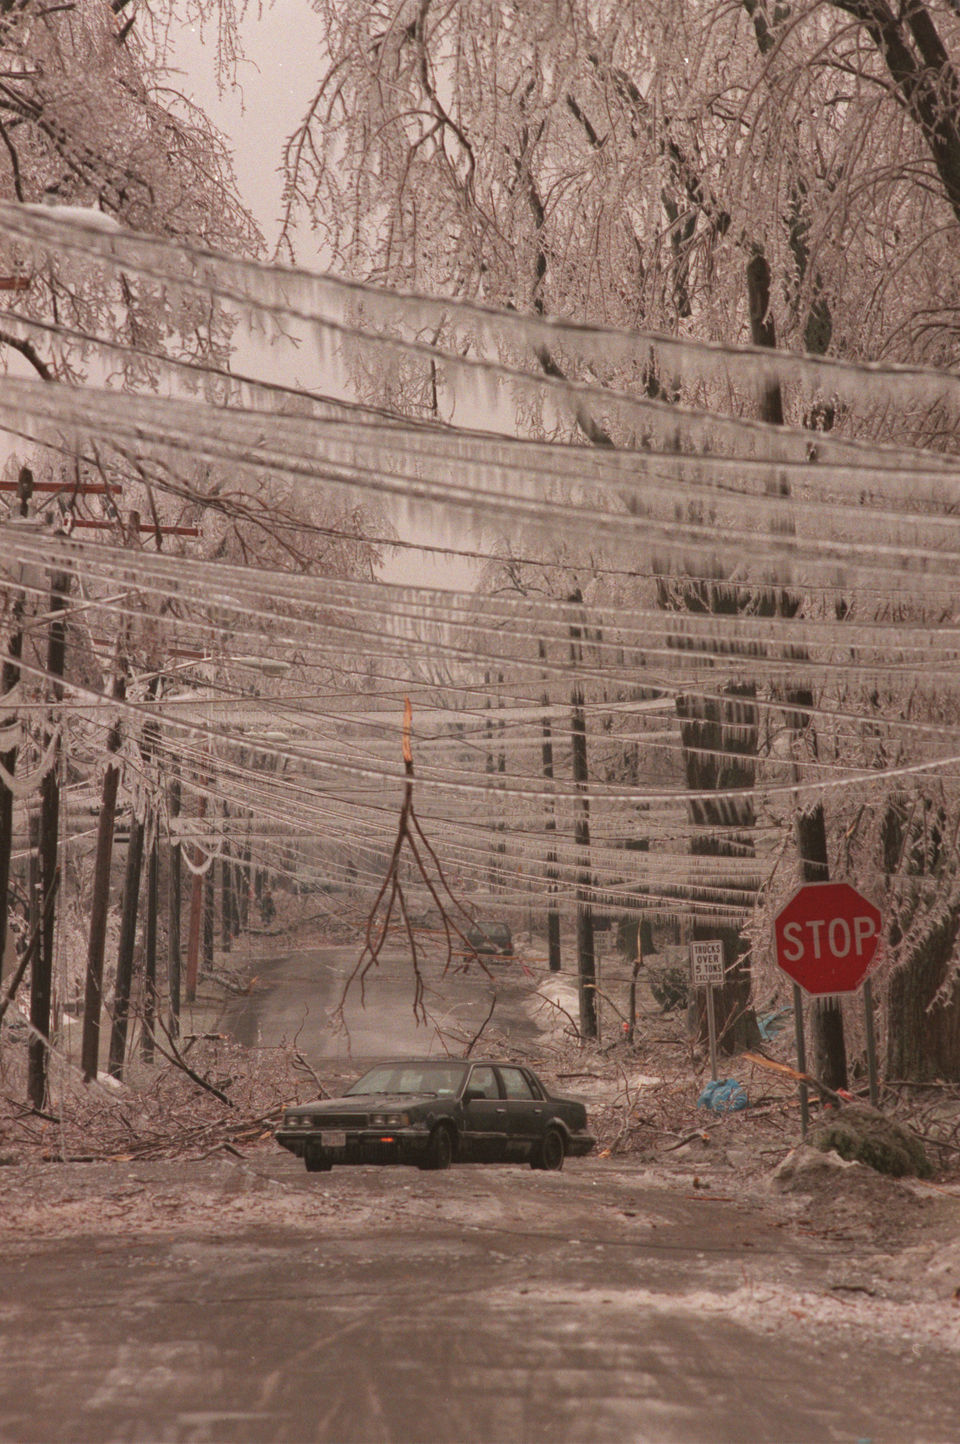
[690,940,725,1081]
[773,882,882,1130]
[862,976,879,1107]
[792,983,810,1137]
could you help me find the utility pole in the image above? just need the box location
[107,807,144,1078]
[0,472,34,993]
[107,667,159,1079]
[141,817,158,1062]
[184,774,208,1003]
[80,661,126,1083]
[220,805,232,953]
[568,591,597,1039]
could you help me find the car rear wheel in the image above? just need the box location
[532,1126,565,1172]
[418,1123,454,1171]
[304,1146,332,1173]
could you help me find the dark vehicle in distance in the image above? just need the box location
[465,921,514,956]
[276,1059,594,1173]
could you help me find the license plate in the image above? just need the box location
[320,1130,347,1149]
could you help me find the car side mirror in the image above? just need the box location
[464,1088,486,1104]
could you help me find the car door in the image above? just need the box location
[460,1065,508,1161]
[496,1066,546,1159]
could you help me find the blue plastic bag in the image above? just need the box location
[697,1078,748,1113]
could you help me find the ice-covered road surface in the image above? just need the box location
[1,1152,958,1443]
[3,943,957,1442]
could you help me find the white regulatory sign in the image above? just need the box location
[690,940,724,987]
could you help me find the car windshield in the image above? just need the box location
[346,1063,469,1097]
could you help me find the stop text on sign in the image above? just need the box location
[778,914,877,962]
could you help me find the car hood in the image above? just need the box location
[293,1092,445,1115]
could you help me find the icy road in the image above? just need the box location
[1,1151,958,1442]
[1,945,957,1442]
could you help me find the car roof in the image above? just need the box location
[359,1057,530,1070]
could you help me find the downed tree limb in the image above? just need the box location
[293,1051,327,1096]
[663,1129,710,1152]
[339,698,490,1027]
[464,993,497,1057]
[152,1013,234,1106]
[742,1050,849,1106]
[111,1108,283,1161]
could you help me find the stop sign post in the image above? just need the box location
[773,882,883,1128]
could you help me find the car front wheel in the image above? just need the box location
[532,1126,565,1172]
[418,1123,454,1171]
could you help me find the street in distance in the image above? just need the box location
[276,1058,595,1173]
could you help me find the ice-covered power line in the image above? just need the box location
[5,201,960,424]
[6,529,960,707]
[5,374,960,584]
[4,207,960,927]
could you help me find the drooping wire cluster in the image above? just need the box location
[2,205,960,934]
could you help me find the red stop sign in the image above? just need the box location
[773,882,882,995]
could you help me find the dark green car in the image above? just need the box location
[465,922,514,956]
[276,1058,595,1174]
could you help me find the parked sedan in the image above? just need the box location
[276,1058,595,1174]
[465,921,514,956]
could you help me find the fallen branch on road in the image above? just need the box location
[153,1014,234,1106]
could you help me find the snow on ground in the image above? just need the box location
[485,1278,960,1354]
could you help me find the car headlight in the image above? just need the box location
[284,1113,309,1129]
[369,1112,410,1127]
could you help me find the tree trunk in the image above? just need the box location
[796,801,848,1089]
[0,471,34,985]
[184,781,208,1002]
[746,249,848,1087]
[0,594,24,990]
[142,822,158,1063]
[185,866,203,1004]
[108,809,144,1079]
[541,712,562,973]
[29,567,69,1107]
[167,764,181,1039]
[80,760,122,1082]
[678,686,762,1053]
[203,868,214,976]
[232,859,245,935]
[886,913,960,1081]
[484,674,498,892]
[883,794,960,1081]
[239,834,252,928]
[220,821,232,952]
[831,0,960,225]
